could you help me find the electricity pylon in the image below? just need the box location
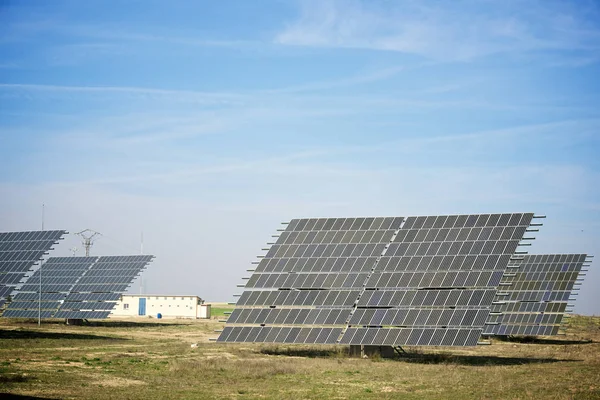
[75,229,101,256]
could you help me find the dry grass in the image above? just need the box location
[0,315,599,399]
[170,356,299,379]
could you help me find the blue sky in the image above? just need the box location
[0,0,599,314]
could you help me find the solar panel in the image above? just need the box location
[12,292,66,301]
[53,310,115,319]
[484,254,589,336]
[351,213,534,346]
[4,256,97,316]
[218,217,401,344]
[219,213,536,346]
[0,230,66,306]
[54,255,154,319]
[64,292,121,302]
[3,254,154,319]
[3,310,55,318]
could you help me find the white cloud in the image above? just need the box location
[276,0,600,61]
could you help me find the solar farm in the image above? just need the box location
[1,213,599,399]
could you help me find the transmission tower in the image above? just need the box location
[75,229,102,256]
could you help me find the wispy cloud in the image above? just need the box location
[1,12,258,49]
[45,148,339,187]
[276,0,600,61]
[62,24,259,49]
[0,83,245,105]
[0,76,548,116]
[41,42,126,67]
[0,62,416,99]
[37,117,599,188]
[260,65,408,94]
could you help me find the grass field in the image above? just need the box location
[0,314,599,399]
[208,303,235,319]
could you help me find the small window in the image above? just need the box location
[156,297,159,300]
[173,297,176,300]
[164,297,167,300]
[123,304,129,310]
[181,297,185,300]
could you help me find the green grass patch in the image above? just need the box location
[209,306,234,318]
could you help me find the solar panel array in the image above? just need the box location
[3,257,97,318]
[3,255,154,319]
[218,213,536,346]
[54,255,154,319]
[485,254,588,336]
[0,230,66,308]
[222,217,402,344]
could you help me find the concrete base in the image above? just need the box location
[349,345,397,358]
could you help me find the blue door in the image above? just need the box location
[138,298,146,316]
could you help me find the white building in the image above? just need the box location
[111,294,211,319]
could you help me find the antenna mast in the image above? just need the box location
[75,229,102,256]
[140,231,144,294]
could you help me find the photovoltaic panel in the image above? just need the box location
[65,292,121,302]
[54,255,154,319]
[338,328,482,346]
[52,311,115,319]
[218,213,537,346]
[217,327,343,344]
[485,254,589,336]
[3,254,153,319]
[4,256,97,316]
[348,213,535,346]
[0,230,66,307]
[12,292,66,301]
[3,310,56,318]
[218,217,402,344]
